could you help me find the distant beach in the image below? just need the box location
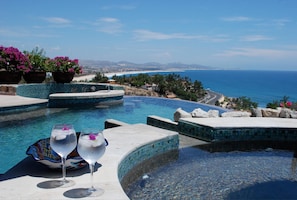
[73,69,181,81]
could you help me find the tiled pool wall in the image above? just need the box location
[147,115,178,132]
[121,149,179,192]
[178,120,297,142]
[16,83,123,99]
[147,116,297,142]
[48,95,124,108]
[118,135,179,182]
[0,103,48,113]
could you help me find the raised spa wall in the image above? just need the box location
[16,83,123,99]
[15,83,125,107]
[147,115,297,142]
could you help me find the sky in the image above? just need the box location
[1,0,297,71]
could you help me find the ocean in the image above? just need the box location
[149,70,297,107]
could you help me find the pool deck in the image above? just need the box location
[0,94,48,108]
[0,123,178,200]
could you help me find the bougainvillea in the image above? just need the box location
[0,46,31,72]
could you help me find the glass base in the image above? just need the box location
[87,187,104,197]
[58,179,75,188]
[63,187,104,198]
[37,179,75,189]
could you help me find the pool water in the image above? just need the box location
[0,96,224,174]
[126,142,297,199]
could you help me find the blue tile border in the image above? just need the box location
[16,83,122,99]
[178,119,297,142]
[118,135,179,181]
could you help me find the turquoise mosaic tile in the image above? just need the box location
[118,135,179,181]
[16,83,122,99]
[15,83,124,107]
[178,120,297,142]
[146,116,178,132]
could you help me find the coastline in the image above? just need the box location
[73,70,225,106]
[73,69,183,81]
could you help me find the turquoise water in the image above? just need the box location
[127,142,297,199]
[0,96,225,174]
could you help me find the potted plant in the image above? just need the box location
[23,47,49,83]
[0,46,31,84]
[49,56,83,83]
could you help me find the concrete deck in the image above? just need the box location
[49,90,124,99]
[0,124,178,200]
[0,94,48,108]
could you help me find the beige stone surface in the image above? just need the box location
[0,124,178,200]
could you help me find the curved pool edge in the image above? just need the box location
[0,123,179,200]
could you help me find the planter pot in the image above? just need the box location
[23,72,46,83]
[0,71,22,84]
[52,72,75,83]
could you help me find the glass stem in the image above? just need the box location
[89,163,95,191]
[62,156,67,183]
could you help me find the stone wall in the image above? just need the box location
[123,85,159,97]
[173,107,297,122]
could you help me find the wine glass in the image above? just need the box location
[77,129,106,197]
[50,124,77,187]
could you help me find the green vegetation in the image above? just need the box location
[92,72,297,112]
[267,96,297,110]
[92,73,206,101]
[220,96,258,110]
[232,96,258,110]
[23,47,49,72]
[91,72,109,83]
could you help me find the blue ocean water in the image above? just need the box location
[151,70,297,107]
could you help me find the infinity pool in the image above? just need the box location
[0,96,224,174]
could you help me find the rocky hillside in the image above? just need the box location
[123,85,160,97]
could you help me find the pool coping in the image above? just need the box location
[49,90,124,99]
[0,123,179,200]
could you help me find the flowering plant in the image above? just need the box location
[0,46,31,72]
[280,101,292,108]
[280,96,292,108]
[23,47,49,72]
[49,56,83,74]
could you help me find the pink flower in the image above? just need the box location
[51,56,83,74]
[280,101,292,108]
[89,134,96,140]
[62,125,70,130]
[280,102,284,107]
[286,101,292,107]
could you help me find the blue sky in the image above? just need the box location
[1,0,297,70]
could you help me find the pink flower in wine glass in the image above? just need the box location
[89,134,97,140]
[62,125,70,130]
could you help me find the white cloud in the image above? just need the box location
[95,17,122,34]
[272,19,290,27]
[99,17,119,23]
[215,47,297,58]
[240,35,274,42]
[133,29,229,42]
[221,16,252,22]
[100,4,136,10]
[44,17,71,24]
[50,46,61,51]
[0,27,58,38]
